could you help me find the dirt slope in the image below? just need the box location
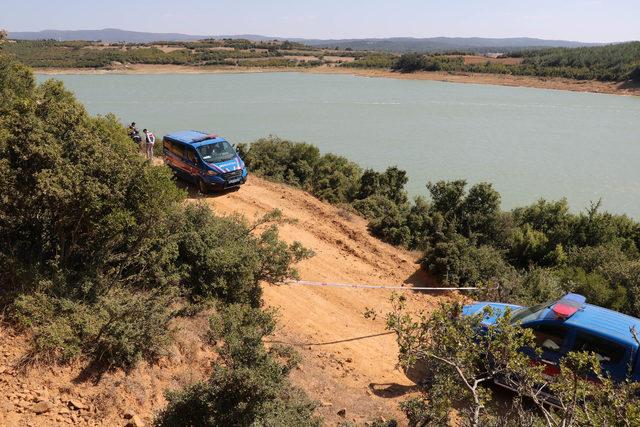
[203,176,450,424]
[1,176,454,426]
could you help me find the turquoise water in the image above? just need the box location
[36,72,640,217]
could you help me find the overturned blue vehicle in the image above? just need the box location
[163,130,247,193]
[463,293,640,383]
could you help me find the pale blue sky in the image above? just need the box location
[2,0,638,42]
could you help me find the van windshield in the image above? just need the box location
[197,141,236,164]
[510,301,554,324]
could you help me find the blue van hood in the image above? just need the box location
[462,302,523,326]
[209,156,244,173]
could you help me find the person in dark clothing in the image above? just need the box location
[128,122,142,145]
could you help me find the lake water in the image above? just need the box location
[36,72,640,217]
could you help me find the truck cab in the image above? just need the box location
[463,294,640,383]
[163,130,248,193]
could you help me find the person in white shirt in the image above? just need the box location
[143,129,156,159]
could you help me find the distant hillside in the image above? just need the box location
[8,28,604,53]
[7,28,275,43]
[303,37,604,53]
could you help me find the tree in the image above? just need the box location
[460,182,502,244]
[631,65,640,82]
[392,53,428,73]
[427,180,467,224]
[311,153,362,203]
[386,298,541,426]
[357,166,409,206]
[386,298,640,427]
[1,55,311,368]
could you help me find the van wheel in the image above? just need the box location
[198,179,208,194]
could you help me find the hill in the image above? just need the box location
[303,36,604,53]
[0,176,444,426]
[7,28,276,43]
[8,28,604,52]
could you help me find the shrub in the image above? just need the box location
[392,53,428,72]
[386,299,541,426]
[0,65,185,299]
[354,195,412,246]
[1,56,311,371]
[90,288,175,368]
[174,205,311,307]
[357,167,409,206]
[12,289,175,367]
[421,232,516,287]
[512,267,564,306]
[156,304,321,426]
[311,153,362,203]
[387,298,640,426]
[237,136,320,189]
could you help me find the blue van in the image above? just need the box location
[163,130,247,193]
[463,293,640,384]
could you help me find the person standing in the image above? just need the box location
[143,129,156,159]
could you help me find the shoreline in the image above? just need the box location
[35,64,640,97]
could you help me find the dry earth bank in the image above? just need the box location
[1,176,456,426]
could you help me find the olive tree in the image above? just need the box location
[386,298,640,427]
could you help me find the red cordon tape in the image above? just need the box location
[285,280,478,291]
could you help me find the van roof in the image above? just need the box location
[163,130,227,148]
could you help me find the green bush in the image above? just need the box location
[354,195,412,246]
[421,232,516,287]
[0,67,184,299]
[12,289,174,367]
[387,298,640,426]
[357,167,409,206]
[392,53,428,72]
[174,205,311,307]
[237,136,640,317]
[156,304,320,426]
[0,55,312,370]
[238,136,320,189]
[311,153,362,203]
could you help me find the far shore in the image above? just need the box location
[36,64,640,97]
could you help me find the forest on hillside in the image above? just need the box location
[392,42,640,81]
[4,36,639,82]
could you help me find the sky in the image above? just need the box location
[2,0,639,42]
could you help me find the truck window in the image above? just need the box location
[572,332,627,364]
[531,324,567,353]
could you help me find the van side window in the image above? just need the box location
[572,332,627,364]
[187,148,197,163]
[169,141,184,158]
[531,324,567,353]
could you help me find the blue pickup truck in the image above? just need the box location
[463,293,640,383]
[163,130,247,193]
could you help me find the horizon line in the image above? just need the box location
[4,27,627,45]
